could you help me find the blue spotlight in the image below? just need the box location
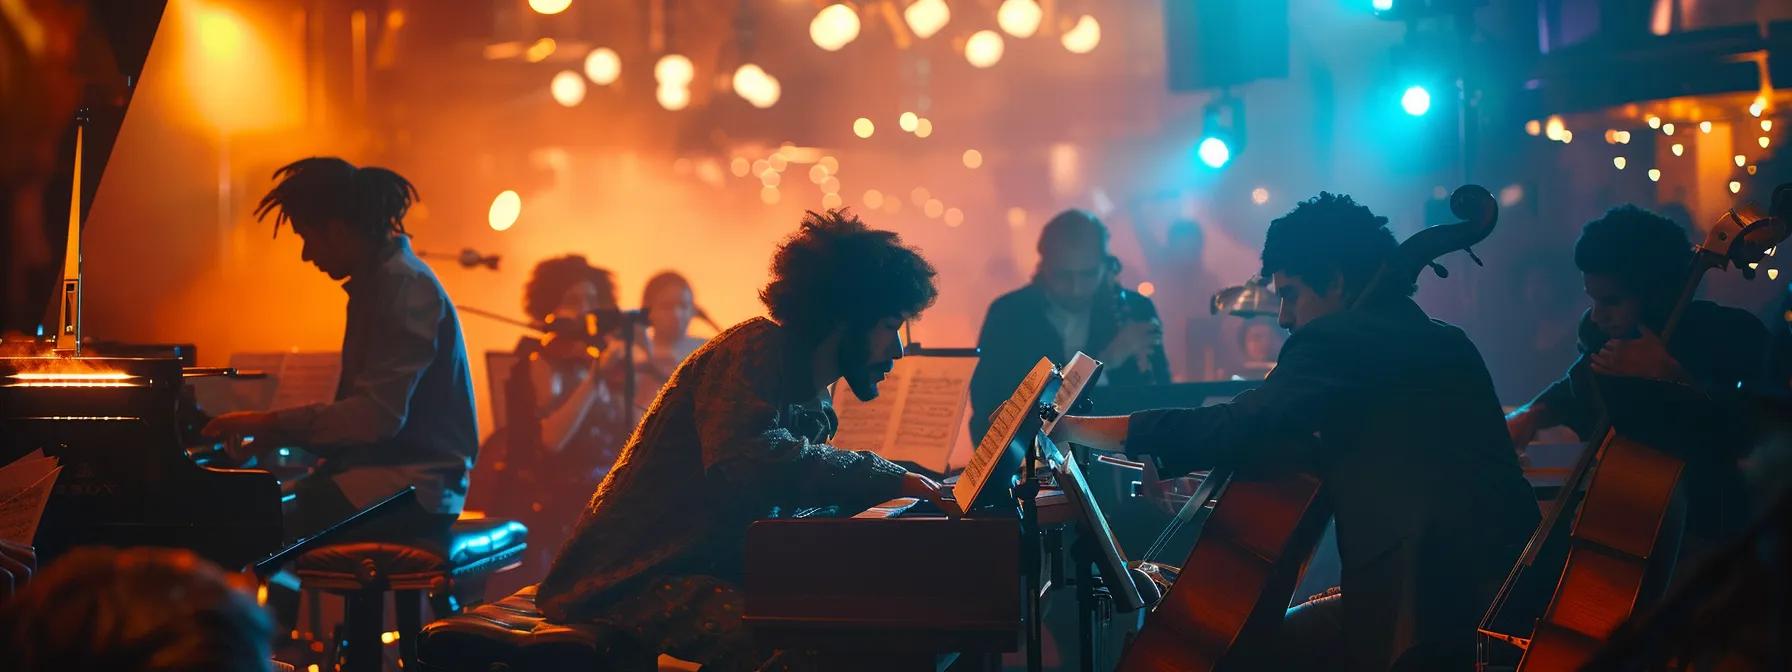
[1372,0,1394,10]
[1401,85,1432,116]
[1197,136,1232,168]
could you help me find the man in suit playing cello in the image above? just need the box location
[1053,193,1539,670]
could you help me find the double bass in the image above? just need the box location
[1480,185,1791,670]
[1118,185,1501,671]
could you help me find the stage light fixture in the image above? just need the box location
[1197,136,1232,169]
[1196,96,1244,169]
[1373,0,1479,19]
[1401,86,1431,116]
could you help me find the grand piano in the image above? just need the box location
[0,0,285,570]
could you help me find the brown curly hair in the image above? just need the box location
[525,255,617,320]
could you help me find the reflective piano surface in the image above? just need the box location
[743,490,1077,670]
[0,353,283,569]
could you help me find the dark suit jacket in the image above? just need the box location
[1125,298,1540,671]
[969,284,1172,441]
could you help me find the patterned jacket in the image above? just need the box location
[537,317,908,623]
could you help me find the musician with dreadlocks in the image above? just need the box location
[203,157,477,554]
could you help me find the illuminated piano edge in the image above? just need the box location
[6,371,146,388]
[17,415,137,421]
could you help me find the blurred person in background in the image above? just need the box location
[633,270,713,410]
[970,209,1170,442]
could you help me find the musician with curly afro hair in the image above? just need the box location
[1053,192,1538,671]
[538,209,945,670]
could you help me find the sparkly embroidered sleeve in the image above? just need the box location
[693,333,906,512]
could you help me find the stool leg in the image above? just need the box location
[343,589,383,672]
[395,589,422,670]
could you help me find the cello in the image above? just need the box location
[1480,186,1791,671]
[1118,184,1501,671]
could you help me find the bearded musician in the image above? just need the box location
[537,210,948,670]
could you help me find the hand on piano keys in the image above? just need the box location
[897,472,959,517]
[201,411,279,464]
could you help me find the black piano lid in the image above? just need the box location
[1,1,168,333]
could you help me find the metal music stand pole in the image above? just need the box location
[1018,416,1046,672]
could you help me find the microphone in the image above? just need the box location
[418,248,500,270]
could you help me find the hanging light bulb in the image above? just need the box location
[810,4,861,51]
[657,84,690,111]
[1648,168,1661,182]
[1613,156,1627,170]
[1671,143,1684,156]
[1061,15,1101,54]
[655,54,693,85]
[732,64,780,108]
[488,190,521,231]
[529,0,571,16]
[996,0,1043,38]
[550,70,586,107]
[904,0,950,40]
[583,48,620,85]
[965,30,1005,68]
[1544,116,1565,141]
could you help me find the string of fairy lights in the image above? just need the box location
[489,0,1103,235]
[1524,94,1782,280]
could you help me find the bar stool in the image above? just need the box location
[295,519,528,671]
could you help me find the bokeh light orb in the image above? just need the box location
[965,30,1005,68]
[810,4,861,51]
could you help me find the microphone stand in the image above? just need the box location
[621,311,640,420]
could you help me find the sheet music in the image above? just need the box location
[831,356,977,473]
[0,451,61,544]
[952,357,1055,509]
[1042,352,1102,436]
[270,352,343,409]
[191,352,343,414]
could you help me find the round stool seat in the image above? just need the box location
[296,543,446,591]
[292,518,531,672]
